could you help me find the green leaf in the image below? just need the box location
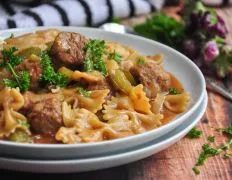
[137,59,145,65]
[1,47,23,67]
[168,87,180,95]
[83,39,107,76]
[207,136,215,143]
[39,51,68,87]
[186,127,202,138]
[217,124,232,136]
[192,166,200,175]
[134,13,185,48]
[18,119,30,129]
[109,51,122,63]
[76,86,91,97]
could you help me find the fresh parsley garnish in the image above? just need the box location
[76,86,91,97]
[1,47,30,92]
[196,144,223,166]
[137,59,145,64]
[168,87,180,95]
[83,39,107,76]
[217,124,232,135]
[192,166,200,175]
[1,47,22,68]
[109,51,122,63]
[39,51,68,87]
[18,119,30,129]
[207,136,215,142]
[192,129,232,175]
[186,127,202,138]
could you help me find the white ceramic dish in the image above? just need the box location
[0,27,206,159]
[0,92,208,173]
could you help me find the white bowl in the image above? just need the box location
[0,92,208,173]
[0,27,206,159]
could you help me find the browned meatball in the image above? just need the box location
[50,32,88,68]
[28,97,63,134]
[130,61,171,98]
[23,93,63,134]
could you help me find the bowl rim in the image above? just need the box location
[0,26,206,148]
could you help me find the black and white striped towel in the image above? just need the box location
[0,0,231,30]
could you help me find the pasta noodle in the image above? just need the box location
[0,88,29,137]
[164,92,190,113]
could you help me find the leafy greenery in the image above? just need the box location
[137,59,145,65]
[18,119,30,130]
[196,144,223,166]
[109,51,122,63]
[1,47,23,68]
[186,127,202,138]
[192,166,200,175]
[217,124,232,135]
[134,13,185,48]
[192,124,232,175]
[76,86,91,97]
[1,47,30,92]
[168,87,180,95]
[8,129,32,143]
[39,51,68,87]
[83,39,107,76]
[207,136,215,142]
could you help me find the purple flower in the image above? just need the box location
[190,11,228,38]
[203,41,219,62]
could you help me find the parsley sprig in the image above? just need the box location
[109,51,122,63]
[1,47,30,92]
[186,127,202,138]
[168,87,180,95]
[137,59,145,64]
[217,124,232,135]
[83,39,107,76]
[39,51,68,87]
[76,86,91,97]
[191,125,232,175]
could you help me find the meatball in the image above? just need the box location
[22,92,63,134]
[50,32,88,68]
[130,61,171,98]
[28,97,63,134]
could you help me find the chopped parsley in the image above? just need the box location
[1,47,30,92]
[217,124,232,135]
[18,119,30,129]
[186,127,202,138]
[168,87,180,95]
[207,136,215,142]
[1,47,23,67]
[192,137,232,175]
[76,86,91,97]
[39,51,68,87]
[137,59,145,64]
[109,51,122,63]
[192,166,200,175]
[83,39,107,76]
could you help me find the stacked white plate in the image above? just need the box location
[0,27,207,173]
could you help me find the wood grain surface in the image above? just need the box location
[1,6,232,180]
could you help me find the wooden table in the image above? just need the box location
[1,6,232,180]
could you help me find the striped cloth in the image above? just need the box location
[0,0,231,30]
